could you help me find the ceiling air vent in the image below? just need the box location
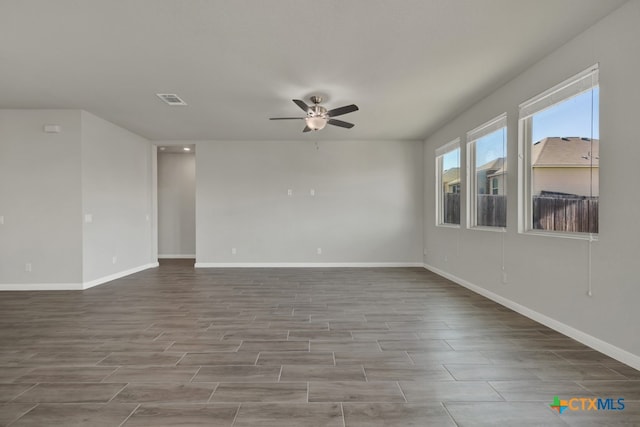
[156,93,187,106]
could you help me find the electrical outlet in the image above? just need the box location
[310,189,315,196]
[112,256,117,264]
[317,247,322,255]
[502,271,508,284]
[25,263,32,272]
[84,214,93,223]
[287,189,293,196]
[0,215,4,225]
[231,248,237,255]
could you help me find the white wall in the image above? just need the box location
[158,151,196,257]
[192,140,423,266]
[424,1,640,364]
[0,110,83,286]
[81,111,155,283]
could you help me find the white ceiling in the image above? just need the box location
[0,0,627,141]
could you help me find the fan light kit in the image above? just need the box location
[270,95,358,133]
[306,115,327,131]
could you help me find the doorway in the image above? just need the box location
[157,145,196,265]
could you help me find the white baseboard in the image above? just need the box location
[158,254,196,259]
[0,262,159,291]
[195,262,424,268]
[0,283,84,291]
[423,263,640,371]
[82,262,159,290]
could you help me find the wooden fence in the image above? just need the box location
[533,196,598,233]
[477,195,506,227]
[443,194,598,232]
[443,193,460,224]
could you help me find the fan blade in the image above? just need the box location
[327,104,358,117]
[303,126,312,132]
[328,119,355,129]
[269,117,305,120]
[293,99,310,112]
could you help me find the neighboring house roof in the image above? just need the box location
[478,157,507,179]
[442,167,460,186]
[488,168,506,179]
[532,137,599,167]
[477,157,506,172]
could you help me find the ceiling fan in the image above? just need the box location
[269,96,359,132]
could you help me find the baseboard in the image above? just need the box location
[158,254,196,259]
[195,262,424,268]
[0,262,160,292]
[0,283,84,291]
[423,263,640,371]
[82,262,159,290]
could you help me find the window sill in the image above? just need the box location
[520,229,598,241]
[436,223,461,229]
[468,226,506,233]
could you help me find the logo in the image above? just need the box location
[550,396,625,414]
[550,396,568,414]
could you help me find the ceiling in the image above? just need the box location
[0,0,626,141]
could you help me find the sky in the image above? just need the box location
[532,87,599,143]
[442,87,599,171]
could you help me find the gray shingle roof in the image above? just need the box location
[532,137,599,167]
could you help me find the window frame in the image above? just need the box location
[466,113,508,231]
[435,138,461,228]
[517,64,599,240]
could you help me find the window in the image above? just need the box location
[466,114,507,229]
[436,139,461,226]
[519,65,599,235]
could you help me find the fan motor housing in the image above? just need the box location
[308,105,327,117]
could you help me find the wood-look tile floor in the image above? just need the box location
[1,260,639,426]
